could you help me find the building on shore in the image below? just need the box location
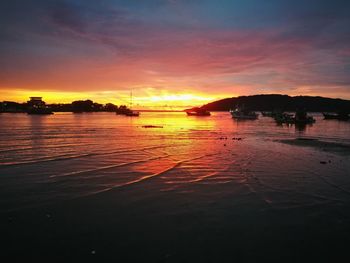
[27,97,53,114]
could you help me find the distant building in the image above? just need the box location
[27,97,46,109]
[26,97,53,114]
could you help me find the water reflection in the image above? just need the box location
[1,111,350,263]
[0,112,349,211]
[295,123,307,132]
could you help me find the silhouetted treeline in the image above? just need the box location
[3,95,350,113]
[200,94,350,112]
[0,101,27,112]
[0,99,123,113]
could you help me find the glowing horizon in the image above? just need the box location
[0,88,224,110]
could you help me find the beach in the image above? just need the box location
[1,112,350,262]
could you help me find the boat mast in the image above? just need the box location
[130,91,132,110]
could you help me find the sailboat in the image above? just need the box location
[124,91,140,117]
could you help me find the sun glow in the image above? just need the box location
[133,93,216,110]
[1,88,219,110]
[147,94,213,102]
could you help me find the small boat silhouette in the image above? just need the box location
[186,107,211,116]
[323,112,349,120]
[116,91,140,117]
[230,105,257,120]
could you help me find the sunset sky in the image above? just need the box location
[1,0,350,108]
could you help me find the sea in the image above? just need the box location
[1,112,350,262]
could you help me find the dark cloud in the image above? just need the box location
[51,1,87,33]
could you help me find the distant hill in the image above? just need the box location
[198,94,350,112]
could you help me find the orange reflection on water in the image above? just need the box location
[1,112,350,207]
[122,112,235,189]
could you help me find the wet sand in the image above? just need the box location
[3,177,350,262]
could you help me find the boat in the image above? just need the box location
[127,91,140,116]
[261,110,281,118]
[186,107,211,116]
[294,109,315,124]
[116,92,140,117]
[323,112,349,120]
[274,112,294,124]
[125,109,140,117]
[230,106,258,120]
[274,109,315,124]
[261,111,274,117]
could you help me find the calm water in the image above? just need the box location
[1,112,350,262]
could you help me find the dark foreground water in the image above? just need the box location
[1,112,350,262]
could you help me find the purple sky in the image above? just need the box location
[1,0,350,106]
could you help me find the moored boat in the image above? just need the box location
[125,109,140,117]
[230,107,258,120]
[116,91,140,117]
[294,109,315,124]
[186,107,211,116]
[261,111,274,117]
[323,112,349,120]
[275,109,315,124]
[116,107,139,116]
[274,112,294,124]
